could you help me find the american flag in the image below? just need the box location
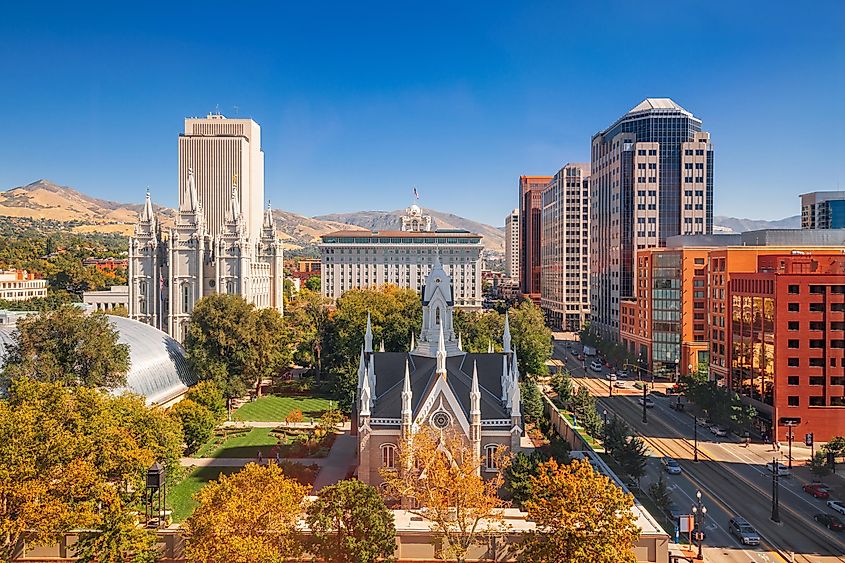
[159,273,164,301]
[413,186,419,200]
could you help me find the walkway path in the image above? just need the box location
[221,420,351,430]
[180,456,327,468]
[313,431,357,491]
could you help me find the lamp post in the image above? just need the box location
[603,409,608,427]
[771,457,781,523]
[787,429,794,470]
[638,354,643,382]
[693,409,699,462]
[642,383,649,424]
[692,490,707,560]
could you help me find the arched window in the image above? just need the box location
[435,307,441,325]
[182,284,191,313]
[139,297,147,315]
[381,444,397,469]
[484,444,500,471]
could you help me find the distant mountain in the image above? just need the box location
[714,215,801,233]
[315,208,505,252]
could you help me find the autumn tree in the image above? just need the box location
[184,463,308,563]
[0,379,182,560]
[73,487,157,563]
[170,399,216,454]
[380,428,509,563]
[185,380,227,423]
[2,305,130,388]
[517,458,639,563]
[305,479,396,563]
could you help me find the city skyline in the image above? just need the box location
[0,2,842,225]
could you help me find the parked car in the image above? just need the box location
[638,396,655,408]
[605,372,617,381]
[803,483,831,500]
[766,462,790,477]
[590,360,603,373]
[616,370,629,379]
[711,426,729,437]
[729,517,760,546]
[583,346,597,357]
[661,457,682,475]
[827,500,845,516]
[615,380,628,388]
[814,513,845,531]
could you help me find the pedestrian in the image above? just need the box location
[743,433,750,448]
[257,449,263,464]
[276,451,281,465]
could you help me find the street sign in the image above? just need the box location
[693,531,705,542]
[806,433,814,447]
[678,514,694,533]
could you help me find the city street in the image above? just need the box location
[552,339,845,563]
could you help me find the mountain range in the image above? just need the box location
[0,179,804,252]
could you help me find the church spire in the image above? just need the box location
[263,199,274,229]
[436,323,447,375]
[503,311,512,353]
[509,376,521,418]
[470,361,481,416]
[379,339,385,353]
[364,312,373,353]
[226,183,241,223]
[401,359,412,418]
[142,189,155,223]
[360,363,372,417]
[501,354,510,403]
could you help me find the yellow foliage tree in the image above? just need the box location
[380,427,509,563]
[184,463,308,563]
[517,458,640,563]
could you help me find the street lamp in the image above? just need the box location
[693,410,699,462]
[642,383,649,424]
[602,409,608,441]
[771,456,781,523]
[692,490,707,560]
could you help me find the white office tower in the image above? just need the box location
[128,115,283,342]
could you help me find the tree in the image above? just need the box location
[185,380,227,423]
[552,369,573,406]
[109,304,129,317]
[73,488,157,563]
[617,436,649,483]
[380,428,509,562]
[810,451,831,479]
[520,379,544,425]
[518,458,639,563]
[170,399,216,454]
[304,275,321,291]
[648,474,672,516]
[504,451,545,507]
[246,307,294,396]
[2,305,129,388]
[825,436,845,461]
[0,379,182,560]
[184,463,308,563]
[509,300,552,378]
[285,289,331,378]
[305,479,396,563]
[602,416,630,457]
[184,294,257,410]
[453,309,504,353]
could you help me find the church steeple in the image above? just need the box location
[401,359,412,418]
[470,361,480,416]
[503,311,512,353]
[263,200,274,229]
[364,312,373,353]
[141,189,155,224]
[436,323,447,376]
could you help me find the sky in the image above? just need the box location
[0,1,843,226]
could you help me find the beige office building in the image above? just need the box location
[320,205,483,309]
[540,163,591,331]
[179,114,265,240]
[504,208,519,281]
[0,270,48,301]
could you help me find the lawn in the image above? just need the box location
[169,466,240,522]
[195,427,282,459]
[234,395,335,422]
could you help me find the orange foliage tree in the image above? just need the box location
[517,458,639,563]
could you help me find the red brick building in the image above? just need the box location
[518,176,552,302]
[729,254,845,442]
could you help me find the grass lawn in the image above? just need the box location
[561,411,603,451]
[234,395,335,422]
[169,466,240,522]
[196,427,283,459]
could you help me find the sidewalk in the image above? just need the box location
[181,456,327,468]
[221,420,351,430]
[313,431,357,491]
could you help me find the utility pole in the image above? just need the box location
[771,457,781,523]
[693,413,699,462]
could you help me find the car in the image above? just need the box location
[638,396,655,408]
[605,372,617,381]
[766,461,790,477]
[695,416,709,426]
[712,426,729,437]
[616,369,629,379]
[670,400,686,411]
[803,483,831,500]
[661,457,682,475]
[827,500,845,516]
[814,513,845,531]
[615,380,628,388]
[590,360,603,373]
[729,517,760,546]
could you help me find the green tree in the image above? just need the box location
[305,479,396,563]
[505,451,545,507]
[825,436,845,461]
[2,305,130,388]
[453,309,504,353]
[552,369,574,406]
[246,307,294,396]
[520,379,544,425]
[284,289,331,379]
[73,488,158,563]
[170,399,216,454]
[648,474,672,515]
[617,436,649,483]
[810,451,832,479]
[185,380,227,422]
[518,458,639,563]
[602,416,630,457]
[304,275,321,291]
[509,300,552,378]
[184,294,257,411]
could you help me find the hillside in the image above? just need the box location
[713,215,801,233]
[316,208,505,252]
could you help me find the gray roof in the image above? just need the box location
[0,314,196,405]
[626,98,691,116]
[370,351,509,420]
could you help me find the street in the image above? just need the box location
[552,339,845,563]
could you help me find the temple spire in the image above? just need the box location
[226,183,240,223]
[401,359,412,417]
[436,323,447,375]
[410,331,416,352]
[503,311,512,353]
[142,189,154,223]
[379,339,385,353]
[360,363,372,417]
[364,312,373,353]
[186,167,199,212]
[263,199,274,229]
[470,361,481,416]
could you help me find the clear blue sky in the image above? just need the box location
[1,1,842,225]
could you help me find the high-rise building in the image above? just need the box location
[801,191,845,230]
[179,114,265,240]
[540,163,591,331]
[128,115,283,341]
[519,176,552,301]
[319,205,483,309]
[590,98,713,340]
[504,208,519,281]
[0,270,48,301]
